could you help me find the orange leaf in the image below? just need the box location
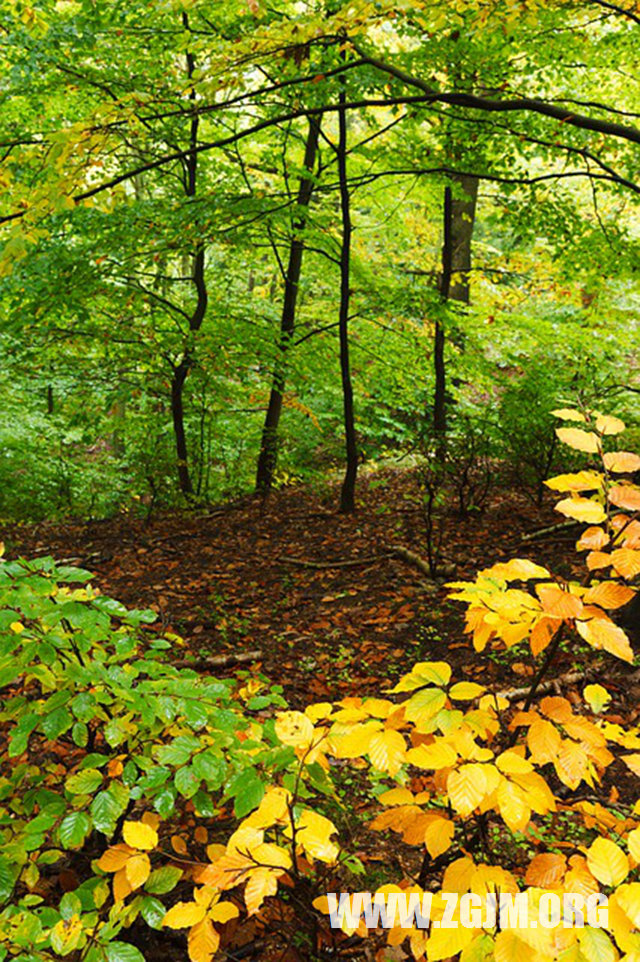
[576,617,634,663]
[525,853,567,887]
[576,526,609,551]
[583,582,635,610]
[97,844,135,873]
[586,551,611,570]
[540,696,573,723]
[603,451,640,473]
[536,584,583,619]
[609,485,640,512]
[611,548,640,579]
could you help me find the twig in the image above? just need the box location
[520,521,579,543]
[498,666,597,701]
[172,649,262,669]
[278,553,393,569]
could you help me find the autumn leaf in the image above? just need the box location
[368,729,407,775]
[586,837,629,886]
[596,414,625,435]
[275,711,314,748]
[583,684,612,714]
[163,901,208,929]
[576,617,634,663]
[555,427,600,453]
[556,496,606,524]
[188,918,220,962]
[524,853,566,887]
[123,820,158,851]
[603,451,640,473]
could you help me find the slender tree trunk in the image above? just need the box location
[449,173,478,305]
[171,359,192,495]
[171,13,208,497]
[256,117,320,493]
[337,72,358,514]
[433,185,452,440]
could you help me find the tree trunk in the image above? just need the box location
[171,359,193,495]
[256,116,320,493]
[337,73,358,514]
[170,13,208,497]
[449,173,478,305]
[433,185,452,441]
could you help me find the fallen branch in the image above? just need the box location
[498,666,596,701]
[387,544,456,579]
[520,520,579,543]
[278,553,393,569]
[387,544,434,578]
[172,649,263,670]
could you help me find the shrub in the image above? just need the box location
[1,408,640,962]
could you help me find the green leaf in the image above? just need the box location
[144,865,182,895]
[140,895,166,929]
[66,768,104,795]
[191,751,226,789]
[58,811,91,849]
[174,765,200,799]
[90,782,129,835]
[105,942,146,962]
[230,770,265,818]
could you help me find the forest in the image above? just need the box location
[0,0,639,960]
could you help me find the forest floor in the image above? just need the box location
[5,467,628,707]
[5,468,640,962]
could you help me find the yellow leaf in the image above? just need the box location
[556,497,606,524]
[427,918,475,960]
[245,787,291,830]
[576,617,634,663]
[623,754,640,777]
[208,900,240,924]
[596,414,625,435]
[482,559,550,581]
[497,780,530,832]
[275,711,314,748]
[404,687,448,726]
[449,682,485,700]
[188,917,220,962]
[556,427,600,453]
[328,720,379,758]
[113,866,132,902]
[443,856,475,893]
[244,866,279,915]
[368,729,407,775]
[163,901,208,929]
[10,621,24,633]
[628,829,640,863]
[294,811,339,863]
[496,751,533,775]
[613,881,640,929]
[583,684,612,714]
[552,408,586,422]
[378,787,416,806]
[545,471,603,492]
[493,929,535,962]
[125,853,150,890]
[97,844,134,873]
[304,702,333,722]
[587,838,629,887]
[447,764,488,816]
[407,740,458,770]
[389,660,451,692]
[603,451,640,473]
[424,817,455,859]
[123,820,158,851]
